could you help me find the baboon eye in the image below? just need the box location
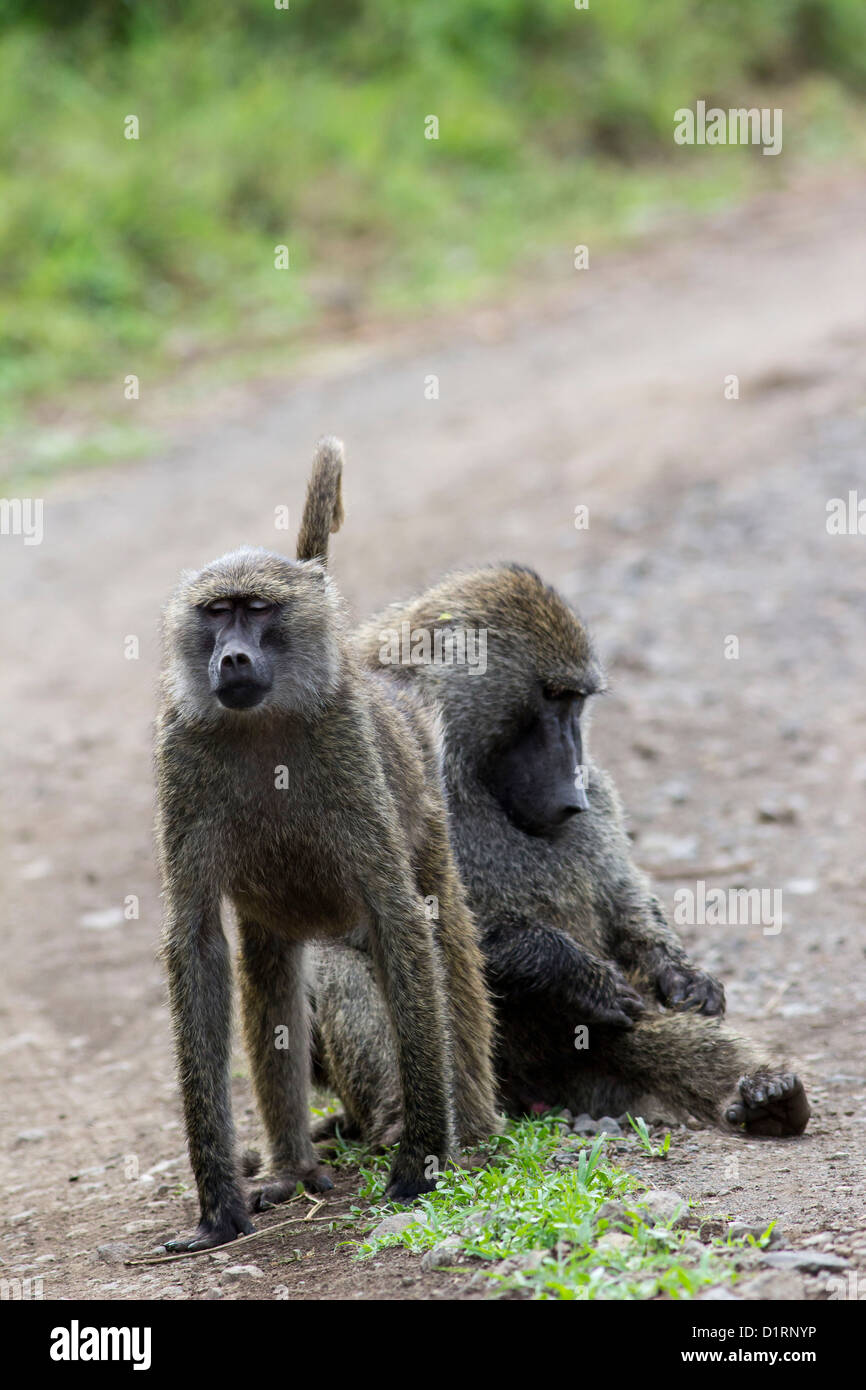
[247,598,274,613]
[542,684,574,701]
[207,601,232,614]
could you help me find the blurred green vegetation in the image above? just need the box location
[1,0,865,429]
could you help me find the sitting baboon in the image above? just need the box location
[313,564,809,1141]
[155,440,499,1251]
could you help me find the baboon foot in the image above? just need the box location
[248,1163,334,1212]
[726,1073,810,1137]
[384,1141,446,1201]
[384,1171,439,1203]
[311,1111,362,1146]
[165,1203,254,1252]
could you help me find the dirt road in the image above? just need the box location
[2,174,865,1300]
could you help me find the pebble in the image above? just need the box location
[642,1189,689,1227]
[737,1270,806,1300]
[222,1264,265,1282]
[596,1231,632,1252]
[761,1250,848,1273]
[369,1211,428,1239]
[572,1113,622,1136]
[727,1221,785,1248]
[97,1242,134,1266]
[421,1238,464,1271]
[78,907,125,930]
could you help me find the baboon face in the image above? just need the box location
[362,566,604,835]
[482,684,591,836]
[203,596,276,709]
[162,547,343,721]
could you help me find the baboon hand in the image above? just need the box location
[248,1164,334,1213]
[654,960,725,1015]
[575,961,646,1029]
[164,1203,254,1253]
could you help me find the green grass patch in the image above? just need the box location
[2,2,866,480]
[325,1114,766,1300]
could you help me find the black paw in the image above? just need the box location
[384,1172,439,1203]
[164,1206,254,1252]
[726,1073,810,1137]
[656,962,726,1016]
[248,1165,333,1213]
[580,964,646,1029]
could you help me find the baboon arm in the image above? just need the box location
[482,920,643,1027]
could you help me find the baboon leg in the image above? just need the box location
[365,888,456,1199]
[415,814,501,1145]
[237,923,333,1211]
[163,906,253,1251]
[589,1013,760,1123]
[497,1001,760,1126]
[314,944,403,1147]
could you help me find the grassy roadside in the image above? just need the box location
[2,2,866,486]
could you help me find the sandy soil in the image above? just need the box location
[2,174,865,1301]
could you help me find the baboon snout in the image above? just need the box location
[210,643,272,709]
[220,647,252,672]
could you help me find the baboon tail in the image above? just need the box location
[296,436,345,564]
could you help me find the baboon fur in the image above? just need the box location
[155,440,500,1251]
[312,564,809,1140]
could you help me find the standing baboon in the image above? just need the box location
[155,439,499,1252]
[313,564,809,1141]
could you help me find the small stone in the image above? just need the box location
[572,1113,598,1135]
[738,1270,806,1300]
[14,1129,47,1144]
[369,1211,427,1239]
[203,1288,223,1300]
[596,1231,632,1252]
[78,907,125,930]
[761,1250,848,1273]
[757,801,798,825]
[597,1200,629,1225]
[642,1190,688,1227]
[727,1221,785,1248]
[97,1242,134,1266]
[492,1249,547,1277]
[421,1238,464,1271]
[222,1264,265,1282]
[594,1116,623,1136]
[698,1286,742,1301]
[661,780,690,804]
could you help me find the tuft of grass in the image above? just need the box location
[627,1113,672,1158]
[327,1115,748,1300]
